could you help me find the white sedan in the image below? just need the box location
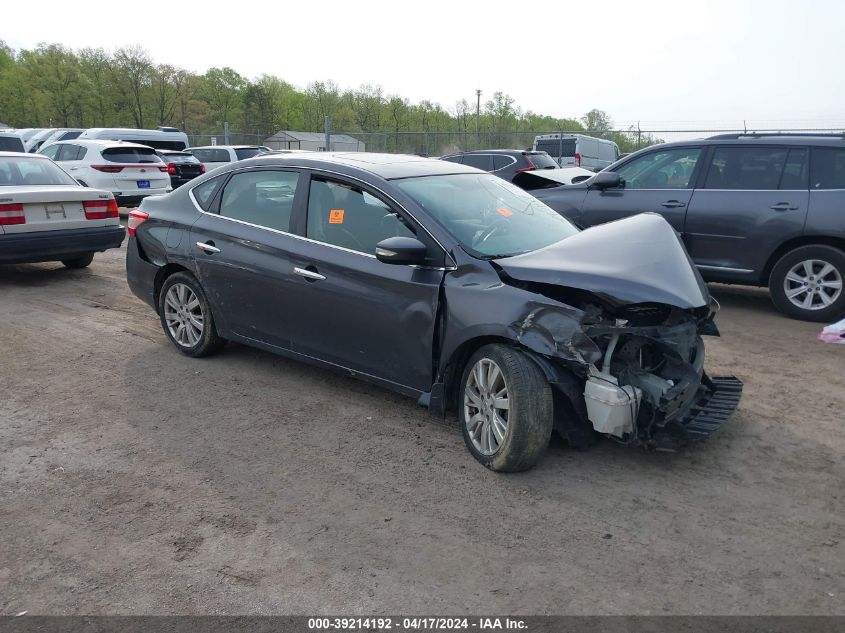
[0,152,125,268]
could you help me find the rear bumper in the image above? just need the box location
[116,188,170,207]
[126,237,159,310]
[0,225,126,264]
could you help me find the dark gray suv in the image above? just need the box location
[532,134,845,322]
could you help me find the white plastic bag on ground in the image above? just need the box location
[818,318,845,345]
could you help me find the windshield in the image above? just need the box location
[0,156,78,186]
[395,173,579,258]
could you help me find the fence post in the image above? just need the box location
[324,116,331,151]
[223,122,230,145]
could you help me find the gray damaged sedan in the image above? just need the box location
[126,153,742,471]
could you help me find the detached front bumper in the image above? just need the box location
[0,225,126,264]
[652,374,743,450]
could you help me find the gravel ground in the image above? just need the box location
[0,242,842,615]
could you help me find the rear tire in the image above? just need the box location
[61,253,94,269]
[769,245,845,322]
[459,344,553,472]
[158,272,226,357]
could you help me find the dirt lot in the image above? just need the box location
[0,241,842,615]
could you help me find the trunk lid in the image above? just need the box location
[0,185,116,233]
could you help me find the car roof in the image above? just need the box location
[641,134,845,152]
[445,149,537,156]
[188,145,261,150]
[244,152,480,179]
[50,139,155,150]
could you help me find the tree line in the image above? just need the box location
[0,42,661,154]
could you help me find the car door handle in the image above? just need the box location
[294,267,326,281]
[770,202,799,211]
[661,200,686,208]
[195,241,220,254]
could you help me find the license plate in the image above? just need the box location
[137,180,151,189]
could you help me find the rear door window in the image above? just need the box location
[461,154,494,172]
[536,139,576,158]
[58,144,86,161]
[493,155,515,171]
[218,169,299,232]
[101,147,162,164]
[525,152,557,169]
[192,176,224,210]
[810,147,845,190]
[703,146,788,190]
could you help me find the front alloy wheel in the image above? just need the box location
[459,344,553,472]
[464,358,510,456]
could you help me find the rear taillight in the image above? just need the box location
[200,164,206,174]
[516,156,537,173]
[83,199,119,220]
[0,203,25,225]
[92,164,124,173]
[127,209,149,236]
[166,163,177,175]
[575,152,581,167]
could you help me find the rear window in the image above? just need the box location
[0,156,78,186]
[0,136,25,152]
[101,147,162,164]
[161,153,199,164]
[535,139,576,158]
[234,148,263,160]
[524,152,558,169]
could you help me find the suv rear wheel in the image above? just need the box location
[459,344,553,472]
[769,245,845,322]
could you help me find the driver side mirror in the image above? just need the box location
[590,171,622,190]
[375,236,428,266]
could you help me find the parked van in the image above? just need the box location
[77,127,189,151]
[533,133,620,171]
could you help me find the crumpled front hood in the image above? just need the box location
[495,213,710,309]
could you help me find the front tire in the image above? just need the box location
[158,272,226,357]
[62,253,94,269]
[769,245,845,322]
[459,344,553,472]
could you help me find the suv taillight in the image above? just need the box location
[166,163,177,175]
[91,165,124,173]
[200,164,206,174]
[83,199,119,220]
[575,152,581,167]
[127,209,149,236]
[158,165,169,173]
[516,156,537,173]
[0,203,25,225]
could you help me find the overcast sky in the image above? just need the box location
[5,0,844,132]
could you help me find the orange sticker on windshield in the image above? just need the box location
[497,207,513,218]
[329,209,345,224]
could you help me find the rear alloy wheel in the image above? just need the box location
[770,245,845,322]
[61,253,94,269]
[158,272,226,357]
[459,344,553,472]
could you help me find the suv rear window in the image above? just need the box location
[703,147,790,190]
[524,152,558,169]
[811,147,845,190]
[234,148,263,160]
[101,147,162,164]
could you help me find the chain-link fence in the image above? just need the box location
[184,127,845,155]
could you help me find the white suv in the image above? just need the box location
[39,140,172,206]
